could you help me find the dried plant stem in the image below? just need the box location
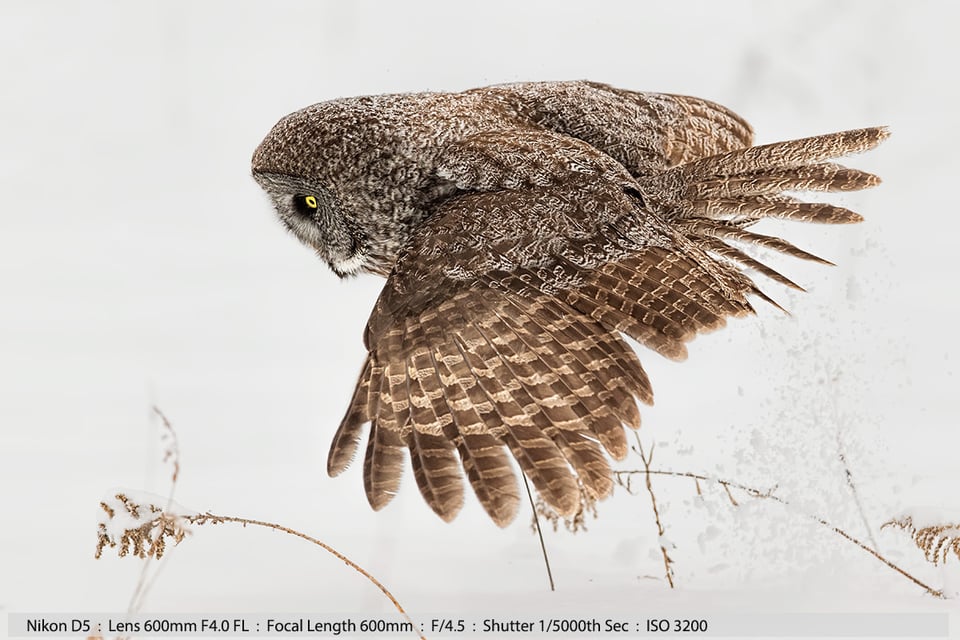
[836,431,878,550]
[614,468,944,599]
[632,436,675,588]
[128,552,166,619]
[128,407,183,615]
[154,406,181,487]
[523,473,555,591]
[193,513,424,639]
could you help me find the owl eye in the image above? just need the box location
[293,194,319,216]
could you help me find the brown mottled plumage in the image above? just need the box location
[252,81,887,526]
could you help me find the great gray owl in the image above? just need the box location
[252,80,886,527]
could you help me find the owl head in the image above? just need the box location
[251,97,445,278]
[251,103,373,278]
[251,168,368,277]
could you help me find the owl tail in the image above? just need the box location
[638,126,889,290]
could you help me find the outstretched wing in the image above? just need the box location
[328,125,888,526]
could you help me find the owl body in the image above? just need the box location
[252,82,747,277]
[253,81,887,526]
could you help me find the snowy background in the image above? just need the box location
[1,0,958,637]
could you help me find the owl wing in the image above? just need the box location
[492,81,755,175]
[328,126,888,526]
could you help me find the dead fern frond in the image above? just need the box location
[95,493,190,561]
[882,517,960,566]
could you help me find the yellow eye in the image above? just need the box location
[293,194,319,216]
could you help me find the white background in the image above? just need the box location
[2,0,958,636]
